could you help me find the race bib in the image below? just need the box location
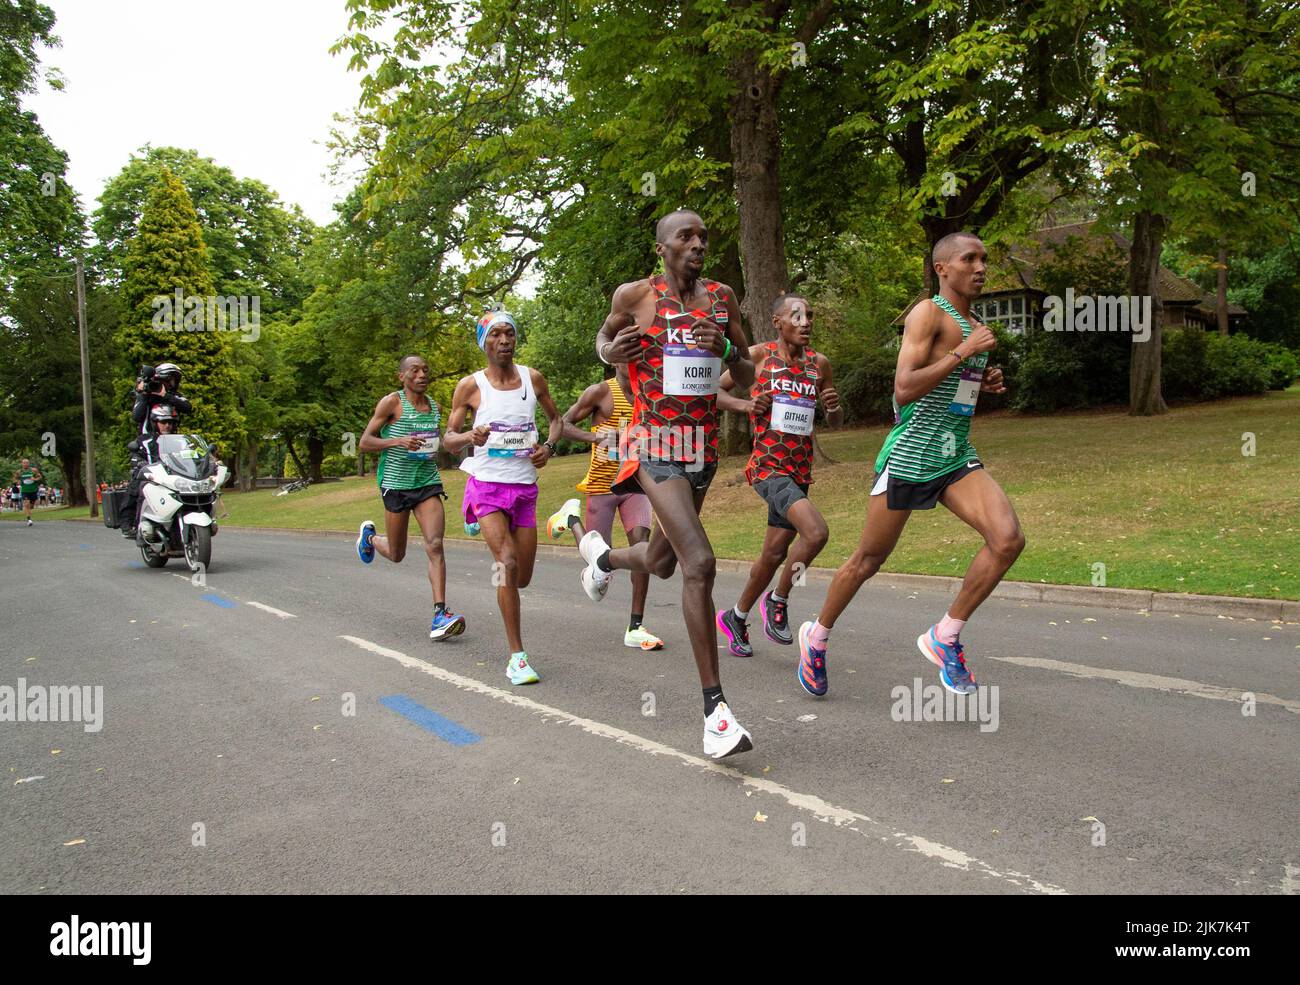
[949,354,987,417]
[486,421,537,457]
[406,429,440,460]
[770,393,815,436]
[663,342,721,396]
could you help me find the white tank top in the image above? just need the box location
[459,364,539,484]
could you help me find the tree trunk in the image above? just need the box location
[729,50,788,345]
[357,451,366,477]
[307,435,325,483]
[284,436,307,479]
[1129,209,1169,415]
[60,450,84,507]
[1216,244,1229,336]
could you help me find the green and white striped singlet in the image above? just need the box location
[377,390,442,491]
[874,295,987,482]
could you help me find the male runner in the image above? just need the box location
[14,459,42,526]
[444,310,563,685]
[355,355,466,642]
[798,232,1019,696]
[546,366,664,651]
[714,294,842,696]
[562,209,757,759]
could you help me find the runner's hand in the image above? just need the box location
[605,318,641,363]
[751,390,773,416]
[470,425,491,447]
[962,322,997,356]
[530,444,551,468]
[397,436,424,451]
[821,385,841,414]
[980,367,1007,394]
[688,317,726,357]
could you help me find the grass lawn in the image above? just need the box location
[13,387,1298,600]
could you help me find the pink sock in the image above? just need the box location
[936,613,966,645]
[809,620,831,648]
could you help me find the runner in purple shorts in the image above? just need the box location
[444,308,564,685]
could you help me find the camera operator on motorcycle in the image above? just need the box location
[122,363,190,538]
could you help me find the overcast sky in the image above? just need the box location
[23,0,380,227]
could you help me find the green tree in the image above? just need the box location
[118,169,243,457]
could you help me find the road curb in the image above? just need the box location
[67,517,1295,622]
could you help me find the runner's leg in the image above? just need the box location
[775,498,830,597]
[372,507,411,563]
[409,494,447,605]
[478,510,524,653]
[817,492,911,629]
[737,526,797,614]
[939,469,1025,619]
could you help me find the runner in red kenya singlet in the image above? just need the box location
[564,209,758,759]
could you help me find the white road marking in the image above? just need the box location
[989,655,1300,714]
[1282,863,1300,895]
[243,601,297,619]
[340,634,1067,895]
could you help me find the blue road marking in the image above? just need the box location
[201,594,237,609]
[379,695,481,746]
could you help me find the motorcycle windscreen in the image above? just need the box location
[156,434,215,479]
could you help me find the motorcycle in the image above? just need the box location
[110,434,229,572]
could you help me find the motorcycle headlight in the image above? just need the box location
[175,477,214,494]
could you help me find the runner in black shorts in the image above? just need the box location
[356,355,466,642]
[715,294,841,696]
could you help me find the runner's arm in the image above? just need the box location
[596,280,649,365]
[816,353,844,428]
[561,382,609,444]
[717,344,765,414]
[442,376,487,455]
[530,369,564,468]
[358,393,418,453]
[894,302,958,406]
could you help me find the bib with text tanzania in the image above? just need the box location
[770,393,815,435]
[406,429,441,460]
[486,422,537,457]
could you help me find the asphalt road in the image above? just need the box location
[2,520,1296,894]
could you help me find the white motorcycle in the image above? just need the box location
[132,434,229,572]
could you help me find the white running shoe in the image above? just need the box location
[703,701,754,759]
[578,529,614,601]
[547,497,582,540]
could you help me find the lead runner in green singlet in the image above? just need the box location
[795,232,1023,698]
[356,354,466,642]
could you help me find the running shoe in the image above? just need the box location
[703,701,753,759]
[578,529,613,601]
[464,520,481,536]
[760,591,793,645]
[356,520,376,563]
[27,518,33,526]
[624,626,664,651]
[716,607,753,657]
[797,620,828,697]
[506,651,540,685]
[917,626,977,695]
[547,497,582,540]
[430,609,466,641]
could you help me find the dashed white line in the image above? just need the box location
[243,600,296,619]
[339,633,1068,895]
[989,655,1300,714]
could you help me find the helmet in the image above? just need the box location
[150,404,178,423]
[154,363,182,389]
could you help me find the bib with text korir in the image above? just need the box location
[486,421,537,457]
[662,301,726,397]
[932,294,987,417]
[405,428,441,460]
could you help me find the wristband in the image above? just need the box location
[947,349,964,365]
[723,338,740,364]
[543,440,557,454]
[598,340,613,365]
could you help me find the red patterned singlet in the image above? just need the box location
[745,341,821,485]
[618,275,728,474]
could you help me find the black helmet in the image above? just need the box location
[155,363,182,389]
[150,404,178,423]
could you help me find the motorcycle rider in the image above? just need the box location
[122,363,189,538]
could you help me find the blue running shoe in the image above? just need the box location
[430,609,466,641]
[464,520,481,537]
[356,520,376,563]
[797,620,828,696]
[917,626,977,695]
